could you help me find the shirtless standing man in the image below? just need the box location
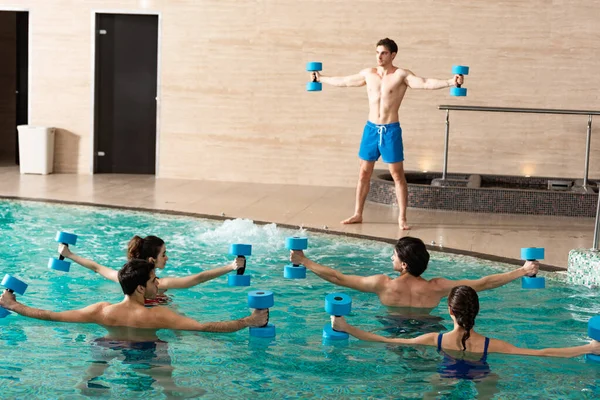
[313,38,463,229]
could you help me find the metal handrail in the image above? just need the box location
[437,104,600,250]
[438,105,600,115]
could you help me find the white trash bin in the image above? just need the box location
[17,125,55,175]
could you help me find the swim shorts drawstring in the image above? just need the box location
[377,125,387,146]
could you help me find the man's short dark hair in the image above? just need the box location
[394,237,430,277]
[118,259,155,295]
[376,38,398,54]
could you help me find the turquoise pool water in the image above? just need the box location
[0,199,599,399]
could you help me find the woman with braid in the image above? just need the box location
[58,235,244,305]
[332,285,600,380]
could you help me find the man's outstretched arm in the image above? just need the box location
[290,250,387,293]
[404,69,461,90]
[153,308,269,333]
[431,261,539,296]
[315,70,366,87]
[0,290,107,323]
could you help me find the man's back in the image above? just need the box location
[95,301,166,341]
[376,274,446,310]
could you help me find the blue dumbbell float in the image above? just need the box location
[0,274,28,318]
[306,62,322,91]
[586,316,600,362]
[248,290,276,338]
[228,244,252,287]
[521,247,545,289]
[323,293,352,340]
[450,65,469,96]
[48,231,78,272]
[284,237,308,279]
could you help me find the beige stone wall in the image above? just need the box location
[1,0,599,184]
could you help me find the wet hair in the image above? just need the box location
[118,259,155,295]
[394,237,430,277]
[448,285,480,351]
[127,235,164,261]
[376,38,398,54]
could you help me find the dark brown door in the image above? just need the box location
[0,11,27,166]
[15,11,28,165]
[94,14,158,174]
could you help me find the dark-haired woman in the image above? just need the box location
[332,285,600,380]
[58,235,244,304]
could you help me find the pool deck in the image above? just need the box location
[0,165,594,270]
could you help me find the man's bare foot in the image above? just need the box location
[399,218,411,230]
[341,214,363,224]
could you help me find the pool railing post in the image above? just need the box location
[583,115,592,190]
[442,109,450,181]
[593,187,600,251]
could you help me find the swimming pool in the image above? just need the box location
[0,199,598,399]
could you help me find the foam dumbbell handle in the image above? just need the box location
[248,290,275,337]
[248,291,272,329]
[323,293,352,339]
[0,288,15,318]
[586,316,600,362]
[229,244,251,276]
[450,65,469,96]
[0,275,28,319]
[521,247,544,279]
[286,237,309,266]
[55,231,78,261]
[305,63,322,92]
[235,256,247,276]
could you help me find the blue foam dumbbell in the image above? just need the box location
[284,237,309,279]
[323,293,352,340]
[450,65,469,96]
[0,274,28,318]
[248,290,276,338]
[586,316,600,362]
[521,247,545,289]
[48,231,78,272]
[306,62,322,91]
[227,244,252,287]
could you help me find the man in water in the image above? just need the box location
[313,38,463,229]
[291,236,538,334]
[0,259,267,339]
[0,259,267,396]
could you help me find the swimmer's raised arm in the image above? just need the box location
[332,316,437,346]
[0,290,108,323]
[315,69,367,88]
[488,338,600,358]
[59,244,119,282]
[430,261,539,296]
[332,315,600,359]
[152,307,269,333]
[404,69,462,90]
[158,257,245,290]
[290,250,388,293]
